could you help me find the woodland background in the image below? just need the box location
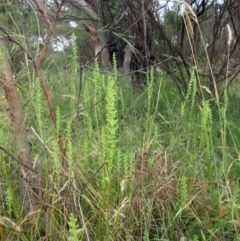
[0,0,240,240]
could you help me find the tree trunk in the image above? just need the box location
[95,0,112,71]
[122,44,133,74]
[0,40,30,165]
[0,39,35,210]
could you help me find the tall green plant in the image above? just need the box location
[66,120,73,176]
[146,66,154,128]
[101,53,119,173]
[97,54,119,240]
[68,213,83,241]
[185,67,198,112]
[93,60,104,126]
[52,106,61,186]
[69,32,78,117]
[199,100,213,179]
[35,77,44,137]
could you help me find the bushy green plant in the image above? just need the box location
[68,213,83,241]
[35,77,44,137]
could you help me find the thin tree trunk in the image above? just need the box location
[0,39,30,165]
[0,39,35,209]
[122,44,132,74]
[96,0,112,71]
[100,43,112,71]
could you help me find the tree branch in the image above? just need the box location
[0,146,38,174]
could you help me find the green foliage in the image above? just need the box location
[185,67,198,111]
[146,67,154,127]
[6,186,21,219]
[52,137,60,183]
[192,235,199,241]
[35,78,44,137]
[69,32,78,117]
[179,175,188,207]
[52,106,62,184]
[200,100,213,178]
[68,213,82,241]
[66,120,73,175]
[92,60,104,126]
[99,61,119,241]
[1,1,240,240]
[0,44,2,72]
[1,52,240,241]
[0,129,3,147]
[104,73,118,169]
[55,106,61,137]
[143,229,149,241]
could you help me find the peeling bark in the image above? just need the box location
[0,39,30,165]
[0,39,36,210]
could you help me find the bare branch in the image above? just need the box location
[0,146,38,174]
[31,0,51,26]
[83,23,101,57]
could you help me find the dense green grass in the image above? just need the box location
[1,49,240,241]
